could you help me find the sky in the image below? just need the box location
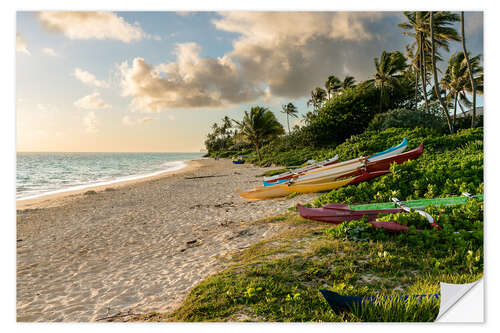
[16,11,484,152]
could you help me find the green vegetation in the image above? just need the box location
[232,106,285,161]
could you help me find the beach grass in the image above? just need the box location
[132,212,482,322]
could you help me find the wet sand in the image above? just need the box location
[16,159,319,321]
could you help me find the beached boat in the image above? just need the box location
[277,177,355,194]
[292,144,423,185]
[236,186,291,200]
[262,138,408,185]
[278,170,390,194]
[319,289,440,314]
[232,160,245,164]
[263,155,339,184]
[298,193,483,231]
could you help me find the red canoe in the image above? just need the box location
[297,204,415,232]
[297,203,402,224]
[314,144,424,181]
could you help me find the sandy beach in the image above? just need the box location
[16,158,320,322]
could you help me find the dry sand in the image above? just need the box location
[16,159,320,322]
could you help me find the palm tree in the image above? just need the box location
[399,11,459,113]
[368,50,407,113]
[232,106,285,161]
[342,76,357,90]
[281,102,299,133]
[441,51,482,127]
[325,75,342,99]
[307,87,327,110]
[460,12,478,128]
[430,11,456,133]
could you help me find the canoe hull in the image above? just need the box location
[236,186,291,200]
[319,289,439,314]
[297,204,402,224]
[278,177,354,193]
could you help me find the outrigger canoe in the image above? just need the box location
[263,138,408,185]
[278,170,390,194]
[294,144,423,185]
[263,155,339,184]
[319,289,439,314]
[238,145,423,200]
[298,193,483,231]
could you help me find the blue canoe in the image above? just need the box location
[232,160,245,164]
[262,138,408,186]
[320,289,439,313]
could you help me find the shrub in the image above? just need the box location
[367,105,445,132]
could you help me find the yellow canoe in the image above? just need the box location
[236,186,292,200]
[277,177,355,193]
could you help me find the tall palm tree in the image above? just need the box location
[232,106,285,161]
[281,102,299,133]
[342,76,357,90]
[461,12,478,128]
[325,75,342,99]
[399,11,459,113]
[307,87,327,110]
[430,11,456,133]
[441,51,482,127]
[368,50,407,113]
[220,116,232,138]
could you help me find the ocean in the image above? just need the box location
[16,152,205,200]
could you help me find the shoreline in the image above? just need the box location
[16,159,203,211]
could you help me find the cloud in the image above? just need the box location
[83,111,98,133]
[139,117,153,124]
[16,34,30,55]
[119,43,263,112]
[213,11,400,98]
[74,92,112,110]
[122,115,154,125]
[118,12,405,110]
[42,47,58,56]
[122,115,135,126]
[73,68,109,88]
[37,11,145,43]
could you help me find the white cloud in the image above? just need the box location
[37,11,145,43]
[122,115,135,126]
[213,11,394,98]
[83,111,98,133]
[16,34,30,55]
[118,12,402,110]
[42,47,58,56]
[73,68,109,88]
[122,115,154,125]
[74,92,112,110]
[139,117,153,124]
[119,44,262,112]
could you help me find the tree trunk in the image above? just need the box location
[461,11,477,128]
[287,113,290,133]
[419,32,430,112]
[453,92,458,128]
[255,143,261,161]
[430,11,454,134]
[379,86,384,113]
[415,70,419,110]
